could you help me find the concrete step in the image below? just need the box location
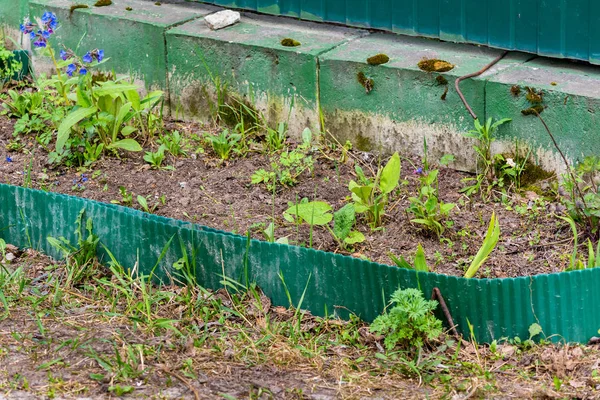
[2,0,600,171]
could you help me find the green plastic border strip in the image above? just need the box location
[1,182,598,343]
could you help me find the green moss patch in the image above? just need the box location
[366,54,389,66]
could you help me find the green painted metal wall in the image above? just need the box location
[2,183,600,344]
[193,0,600,65]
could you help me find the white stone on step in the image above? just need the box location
[205,10,241,30]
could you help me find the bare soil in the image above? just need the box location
[0,115,571,278]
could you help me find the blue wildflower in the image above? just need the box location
[97,49,104,62]
[60,49,68,60]
[79,68,87,75]
[82,52,93,63]
[6,156,12,163]
[81,174,88,183]
[41,11,58,31]
[414,167,424,175]
[66,63,77,76]
[19,18,35,34]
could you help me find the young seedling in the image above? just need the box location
[464,212,500,278]
[349,152,401,229]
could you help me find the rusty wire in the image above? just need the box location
[455,51,509,120]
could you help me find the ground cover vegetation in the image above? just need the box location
[1,10,600,398]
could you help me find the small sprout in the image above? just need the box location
[366,53,390,66]
[525,87,543,104]
[510,85,521,97]
[125,6,133,11]
[281,38,301,47]
[435,75,448,85]
[94,0,112,6]
[418,58,454,72]
[441,86,448,100]
[357,71,374,94]
[521,105,544,116]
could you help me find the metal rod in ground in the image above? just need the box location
[455,51,509,120]
[431,287,459,338]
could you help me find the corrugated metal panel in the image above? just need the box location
[3,183,600,343]
[192,0,599,64]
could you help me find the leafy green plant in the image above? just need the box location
[389,244,429,272]
[158,130,187,157]
[265,122,287,152]
[252,148,314,191]
[558,215,600,270]
[370,288,442,352]
[204,129,241,160]
[349,152,401,229]
[3,90,44,118]
[111,186,133,207]
[283,201,365,250]
[558,156,600,238]
[0,44,22,87]
[329,204,365,249]
[464,212,500,278]
[406,169,455,237]
[143,145,173,170]
[46,210,100,287]
[462,117,512,197]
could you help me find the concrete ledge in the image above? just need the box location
[166,12,363,133]
[28,0,218,88]
[485,58,600,170]
[319,34,532,171]
[0,0,29,41]
[2,1,599,172]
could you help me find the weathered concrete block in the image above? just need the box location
[485,57,600,171]
[166,12,362,134]
[0,0,29,40]
[319,33,531,171]
[28,0,218,88]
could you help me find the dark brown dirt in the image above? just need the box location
[0,114,572,278]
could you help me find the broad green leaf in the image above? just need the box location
[344,230,365,245]
[284,201,332,226]
[112,102,132,139]
[413,244,429,272]
[464,212,500,278]
[121,126,137,136]
[528,323,542,340]
[56,106,97,152]
[333,204,356,241]
[93,82,139,97]
[351,184,374,204]
[125,89,141,111]
[137,195,148,211]
[106,139,143,152]
[76,79,92,107]
[380,152,401,195]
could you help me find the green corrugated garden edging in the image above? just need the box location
[1,182,598,344]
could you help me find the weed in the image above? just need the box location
[143,145,173,170]
[462,117,511,199]
[464,212,500,278]
[407,168,455,237]
[204,129,241,160]
[370,288,442,352]
[349,152,401,229]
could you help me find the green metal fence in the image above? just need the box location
[194,0,600,64]
[2,183,600,344]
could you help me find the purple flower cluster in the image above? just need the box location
[20,11,58,48]
[61,48,105,77]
